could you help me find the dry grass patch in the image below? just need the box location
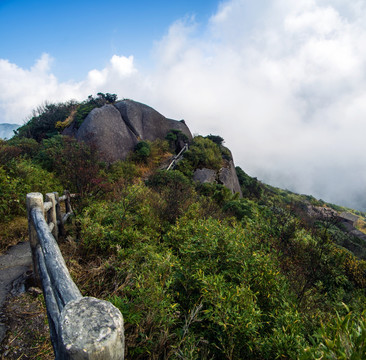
[0,292,53,360]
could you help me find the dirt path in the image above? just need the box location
[0,242,32,343]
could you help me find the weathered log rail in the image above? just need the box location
[166,143,189,171]
[26,192,124,360]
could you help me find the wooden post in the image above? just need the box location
[46,193,58,240]
[64,190,71,214]
[54,192,66,237]
[26,192,44,285]
[60,297,124,359]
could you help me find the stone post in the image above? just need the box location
[64,190,72,214]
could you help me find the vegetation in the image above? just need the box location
[1,96,366,359]
[14,92,118,140]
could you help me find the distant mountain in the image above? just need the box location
[0,123,20,139]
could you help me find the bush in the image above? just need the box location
[74,103,98,129]
[304,306,366,359]
[176,136,223,176]
[0,159,63,221]
[79,183,161,253]
[197,182,233,207]
[34,134,65,171]
[16,101,76,141]
[236,166,262,199]
[165,129,189,153]
[147,170,194,223]
[133,141,151,162]
[223,199,253,220]
[50,137,108,213]
[205,134,224,146]
[0,166,21,221]
[164,216,306,358]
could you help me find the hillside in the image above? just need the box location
[1,94,366,359]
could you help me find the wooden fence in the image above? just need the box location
[26,192,124,360]
[166,143,189,171]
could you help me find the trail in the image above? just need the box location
[0,242,32,343]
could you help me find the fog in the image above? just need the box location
[1,0,366,210]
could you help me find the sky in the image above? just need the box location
[1,0,366,210]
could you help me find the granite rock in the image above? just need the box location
[71,100,192,163]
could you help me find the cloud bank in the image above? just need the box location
[1,0,366,210]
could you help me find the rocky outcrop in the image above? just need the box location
[219,160,242,196]
[68,99,192,162]
[114,100,191,141]
[66,98,242,196]
[193,159,243,197]
[193,168,217,184]
[76,105,137,162]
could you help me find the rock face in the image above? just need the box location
[71,99,192,162]
[114,100,191,141]
[219,160,242,196]
[76,105,137,163]
[193,159,243,197]
[193,168,217,184]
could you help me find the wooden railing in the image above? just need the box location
[166,143,189,171]
[26,192,124,360]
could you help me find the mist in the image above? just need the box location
[1,0,366,210]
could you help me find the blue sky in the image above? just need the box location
[1,0,366,210]
[0,0,219,80]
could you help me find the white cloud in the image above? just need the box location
[0,54,141,124]
[1,0,366,209]
[146,0,366,209]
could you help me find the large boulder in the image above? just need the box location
[114,100,191,141]
[76,105,137,163]
[193,159,243,197]
[193,168,217,184]
[69,99,192,163]
[218,160,242,196]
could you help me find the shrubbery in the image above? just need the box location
[2,98,366,359]
[176,136,223,176]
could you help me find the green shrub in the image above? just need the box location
[223,199,253,220]
[147,170,194,223]
[197,182,233,207]
[6,137,39,158]
[16,101,76,141]
[176,136,223,176]
[164,216,306,358]
[133,141,151,162]
[34,134,65,171]
[0,159,62,221]
[236,166,262,199]
[79,183,161,253]
[205,134,224,146]
[0,166,21,221]
[74,103,98,129]
[165,129,189,153]
[304,305,366,359]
